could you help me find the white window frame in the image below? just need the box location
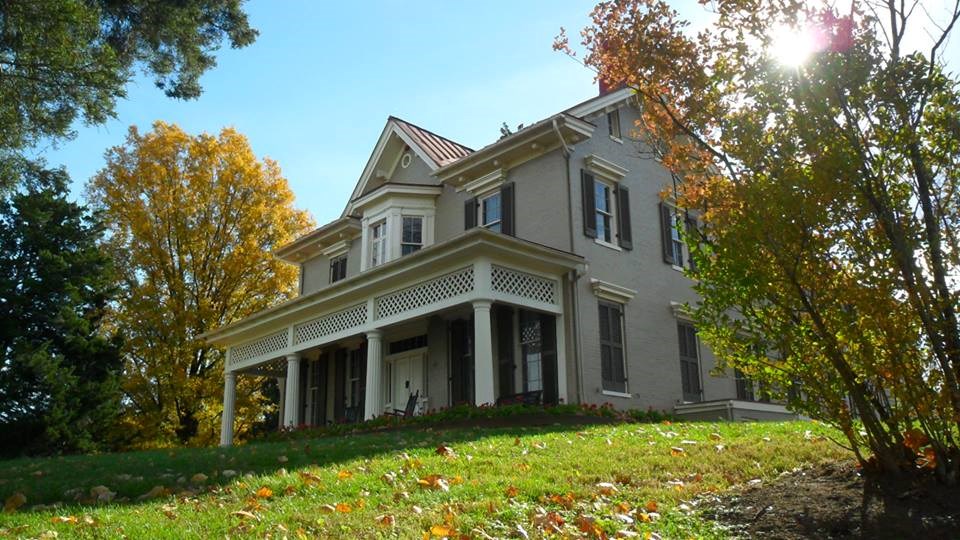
[479,191,503,232]
[369,220,387,268]
[594,178,618,247]
[400,215,424,256]
[664,203,687,271]
[607,109,622,141]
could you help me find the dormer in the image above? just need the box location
[341,116,473,272]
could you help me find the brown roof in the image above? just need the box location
[390,116,473,167]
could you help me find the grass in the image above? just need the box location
[0,419,850,539]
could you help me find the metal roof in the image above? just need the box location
[389,116,473,168]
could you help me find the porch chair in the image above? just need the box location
[384,390,419,419]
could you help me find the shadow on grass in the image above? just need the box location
[0,413,620,513]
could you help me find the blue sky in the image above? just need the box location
[39,0,960,228]
[43,0,604,225]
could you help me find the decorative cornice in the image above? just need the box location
[670,301,694,321]
[460,168,505,195]
[321,240,351,258]
[584,154,628,182]
[590,279,637,304]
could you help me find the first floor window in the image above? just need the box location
[599,301,627,393]
[329,255,347,283]
[677,322,701,402]
[480,192,502,232]
[401,216,423,255]
[594,180,616,243]
[369,220,386,267]
[347,349,364,408]
[734,369,754,401]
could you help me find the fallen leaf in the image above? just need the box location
[376,514,396,527]
[532,511,565,533]
[231,510,260,521]
[255,486,273,499]
[335,502,352,513]
[137,485,168,501]
[277,455,289,463]
[50,516,78,525]
[670,447,685,457]
[435,445,456,458]
[709,432,722,441]
[596,482,618,496]
[319,504,336,513]
[645,500,658,512]
[90,486,115,503]
[429,524,455,537]
[4,492,26,513]
[417,474,449,492]
[337,469,353,480]
[904,429,930,453]
[505,485,519,498]
[299,471,322,485]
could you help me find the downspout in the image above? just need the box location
[553,117,585,405]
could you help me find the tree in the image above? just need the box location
[87,122,313,447]
[0,159,123,457]
[561,0,960,483]
[0,0,257,158]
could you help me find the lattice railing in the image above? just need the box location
[229,330,289,365]
[491,265,557,305]
[293,303,368,345]
[376,267,474,319]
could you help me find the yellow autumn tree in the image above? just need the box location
[87,122,313,447]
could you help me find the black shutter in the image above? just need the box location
[659,203,676,265]
[581,171,597,238]
[685,214,698,271]
[500,182,515,236]
[464,197,478,230]
[333,349,346,421]
[615,184,633,250]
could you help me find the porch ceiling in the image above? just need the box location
[202,228,584,373]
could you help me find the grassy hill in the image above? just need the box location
[0,418,848,538]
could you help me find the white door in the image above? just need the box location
[391,352,425,413]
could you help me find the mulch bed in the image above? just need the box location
[704,461,960,539]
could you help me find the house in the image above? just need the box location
[203,87,796,446]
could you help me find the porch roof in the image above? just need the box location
[201,228,584,349]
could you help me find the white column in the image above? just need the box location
[283,354,301,427]
[220,371,237,447]
[473,300,495,406]
[364,330,384,420]
[555,312,568,404]
[276,376,286,429]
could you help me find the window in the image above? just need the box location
[677,322,701,402]
[660,203,690,267]
[607,110,621,139]
[594,180,616,244]
[369,220,387,267]
[347,349,364,408]
[480,192,502,232]
[520,314,543,392]
[329,255,347,283]
[734,369,754,401]
[670,208,684,263]
[599,302,627,393]
[401,216,423,256]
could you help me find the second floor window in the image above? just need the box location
[480,192,502,232]
[370,220,386,268]
[660,203,696,269]
[401,216,423,255]
[607,109,621,139]
[329,255,347,283]
[594,180,616,244]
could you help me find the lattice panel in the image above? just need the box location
[230,330,288,365]
[376,267,474,319]
[294,303,368,345]
[491,265,557,305]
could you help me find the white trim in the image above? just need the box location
[601,390,633,399]
[321,240,350,258]
[673,399,795,415]
[584,154,628,182]
[461,168,505,195]
[590,279,636,304]
[609,136,623,144]
[594,238,622,252]
[669,301,693,321]
[566,87,634,118]
[351,184,442,214]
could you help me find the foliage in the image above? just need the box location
[560,0,960,483]
[0,420,846,537]
[0,0,256,158]
[0,159,122,457]
[86,122,313,447]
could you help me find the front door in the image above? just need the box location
[390,351,425,414]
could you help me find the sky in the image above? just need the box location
[38,0,960,228]
[41,0,604,226]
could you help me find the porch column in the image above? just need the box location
[283,354,301,427]
[276,376,286,429]
[220,371,236,447]
[473,300,495,406]
[364,330,383,420]
[555,313,568,404]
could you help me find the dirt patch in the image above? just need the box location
[704,461,960,539]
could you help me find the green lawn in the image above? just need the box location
[0,420,849,538]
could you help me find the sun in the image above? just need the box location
[768,23,818,68]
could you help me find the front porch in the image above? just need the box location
[206,229,583,446]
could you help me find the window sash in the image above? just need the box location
[481,193,502,231]
[594,181,616,243]
[370,221,386,267]
[329,256,347,283]
[608,110,621,139]
[401,216,423,256]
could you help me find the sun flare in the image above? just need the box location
[768,23,818,67]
